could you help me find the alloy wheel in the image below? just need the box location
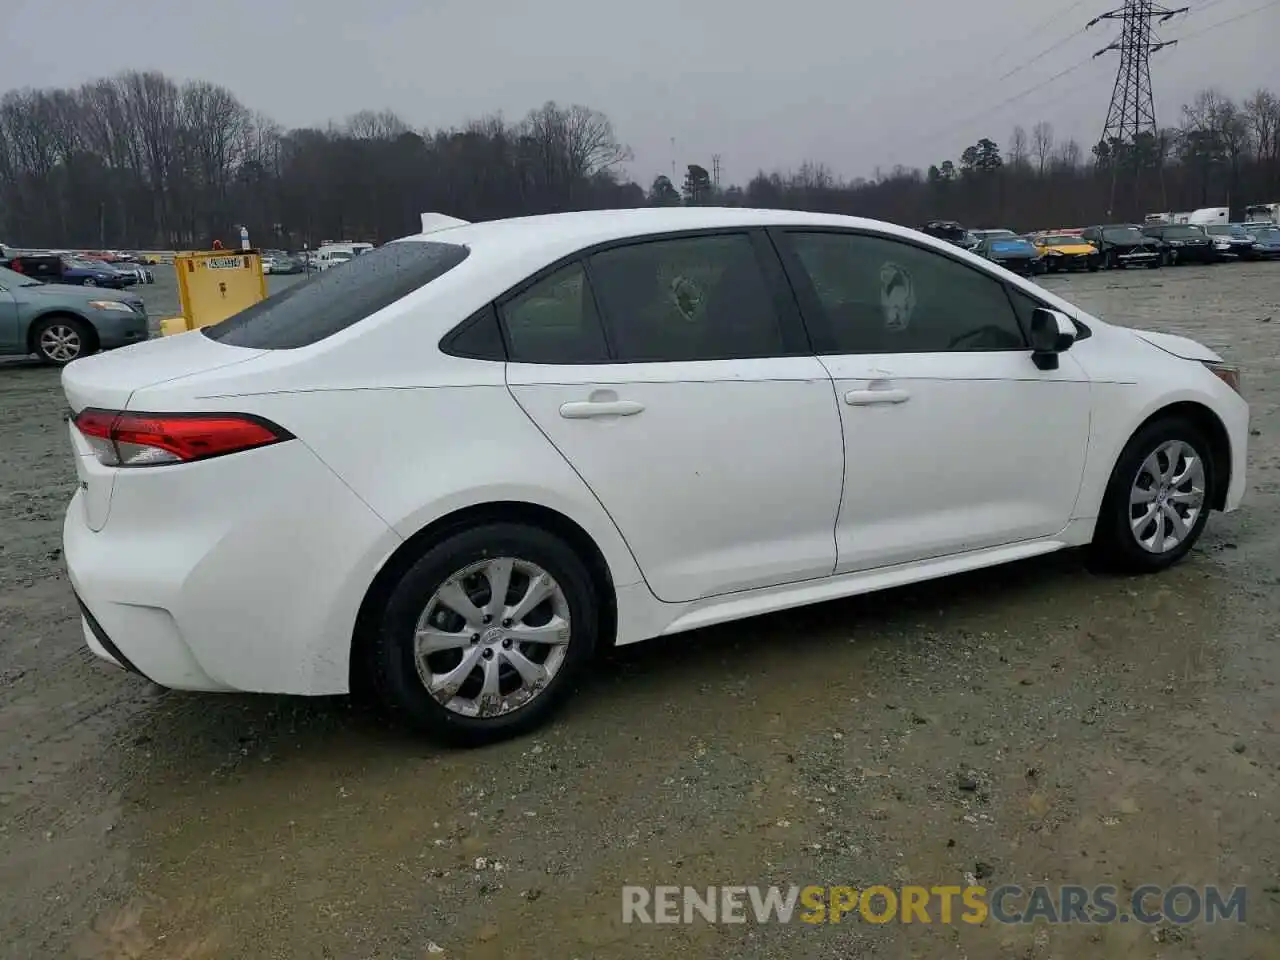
[413,557,572,718]
[1129,439,1206,554]
[39,324,83,363]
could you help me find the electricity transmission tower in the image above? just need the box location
[712,154,722,191]
[1088,0,1187,218]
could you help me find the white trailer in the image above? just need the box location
[1187,207,1230,226]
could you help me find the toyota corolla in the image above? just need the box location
[61,208,1249,744]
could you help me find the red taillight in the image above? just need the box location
[73,408,292,467]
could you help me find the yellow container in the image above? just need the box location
[162,249,267,335]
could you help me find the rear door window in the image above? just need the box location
[586,233,787,362]
[203,240,469,349]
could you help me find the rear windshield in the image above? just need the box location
[202,240,469,349]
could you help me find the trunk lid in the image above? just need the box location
[61,330,266,413]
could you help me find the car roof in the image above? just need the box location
[398,207,930,261]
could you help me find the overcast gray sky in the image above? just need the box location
[2,0,1276,185]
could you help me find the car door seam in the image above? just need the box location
[502,363,659,599]
[815,354,845,578]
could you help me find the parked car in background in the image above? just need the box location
[263,251,304,275]
[1204,224,1257,260]
[60,257,136,288]
[918,220,978,250]
[1246,224,1280,259]
[111,259,154,284]
[316,241,375,270]
[974,234,1045,275]
[1080,225,1162,269]
[1140,223,1216,265]
[0,263,147,363]
[1032,232,1100,272]
[58,207,1248,744]
[1,253,65,282]
[969,228,1019,243]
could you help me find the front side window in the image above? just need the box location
[786,231,1026,354]
[586,233,787,362]
[500,262,609,364]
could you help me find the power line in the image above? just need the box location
[911,55,1101,151]
[899,5,1102,126]
[994,24,1092,83]
[1162,0,1280,40]
[992,0,1093,66]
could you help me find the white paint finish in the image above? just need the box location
[61,328,266,411]
[200,383,648,593]
[67,423,114,531]
[1129,329,1224,363]
[56,207,1251,701]
[63,439,397,694]
[508,356,844,603]
[821,350,1091,572]
[660,538,1068,637]
[1059,323,1249,521]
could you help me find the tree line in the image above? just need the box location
[0,71,1277,250]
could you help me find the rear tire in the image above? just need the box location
[1090,417,1214,574]
[368,522,599,745]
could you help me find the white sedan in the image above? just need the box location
[61,208,1248,744]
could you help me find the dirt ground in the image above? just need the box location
[2,263,1279,959]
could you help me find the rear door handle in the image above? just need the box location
[844,388,911,406]
[559,400,646,419]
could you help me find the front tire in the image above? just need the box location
[1091,417,1214,573]
[368,522,600,745]
[32,315,94,365]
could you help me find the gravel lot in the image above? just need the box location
[2,262,1279,959]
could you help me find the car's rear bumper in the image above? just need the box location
[63,438,402,695]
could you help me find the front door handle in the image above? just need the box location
[844,388,910,406]
[559,400,646,419]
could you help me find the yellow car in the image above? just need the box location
[1032,232,1100,273]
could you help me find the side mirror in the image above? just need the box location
[1029,307,1076,370]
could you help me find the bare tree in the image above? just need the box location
[1007,125,1029,170]
[1,71,1277,250]
[1031,121,1054,176]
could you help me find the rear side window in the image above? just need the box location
[203,240,469,349]
[500,262,609,364]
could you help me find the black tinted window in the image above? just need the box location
[586,234,786,362]
[203,240,469,349]
[787,232,1026,353]
[501,262,608,364]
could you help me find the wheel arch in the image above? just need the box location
[1123,400,1233,510]
[349,500,620,691]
